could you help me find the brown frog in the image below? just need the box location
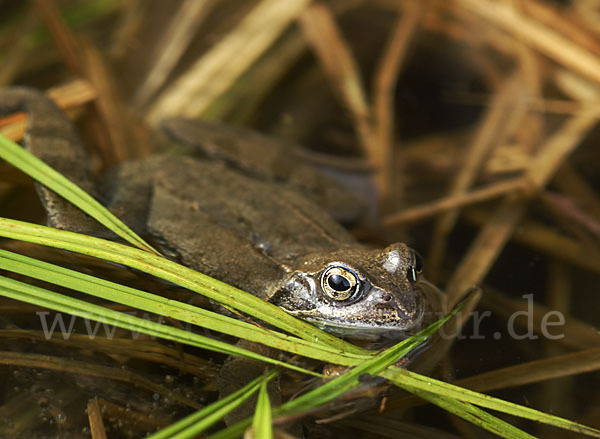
[0,87,446,344]
[1,88,450,428]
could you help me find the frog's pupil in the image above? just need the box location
[328,274,351,291]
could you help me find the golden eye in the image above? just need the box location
[321,266,360,301]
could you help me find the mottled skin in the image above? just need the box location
[0,87,446,342]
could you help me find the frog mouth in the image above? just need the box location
[290,308,425,337]
[295,315,424,341]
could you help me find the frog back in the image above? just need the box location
[135,156,357,299]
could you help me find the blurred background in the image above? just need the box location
[0,0,600,437]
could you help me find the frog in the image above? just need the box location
[1,86,447,338]
[0,87,448,425]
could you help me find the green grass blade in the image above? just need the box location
[409,389,535,439]
[147,370,278,439]
[0,133,156,253]
[274,304,456,416]
[252,380,273,439]
[2,234,596,437]
[0,275,317,377]
[383,368,600,438]
[0,249,367,365]
[0,131,364,353]
[0,217,366,355]
[208,291,600,439]
[208,310,457,439]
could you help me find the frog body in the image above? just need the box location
[161,118,373,224]
[1,87,446,342]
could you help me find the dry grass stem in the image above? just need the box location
[0,329,219,377]
[108,0,146,61]
[445,100,600,302]
[33,0,148,163]
[573,0,600,33]
[300,3,428,197]
[458,0,600,85]
[31,0,83,75]
[465,207,600,275]
[428,74,527,281]
[341,418,462,439]
[80,45,135,163]
[95,398,171,430]
[540,259,573,418]
[445,196,527,305]
[133,0,216,108]
[521,0,600,59]
[2,1,600,436]
[299,3,373,157]
[449,92,586,115]
[47,80,98,111]
[456,347,600,394]
[527,104,600,187]
[383,177,527,226]
[373,1,425,197]
[0,80,96,141]
[87,398,108,439]
[204,33,306,123]
[148,0,311,123]
[553,68,600,101]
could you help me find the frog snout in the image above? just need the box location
[375,292,393,306]
[370,289,417,321]
[372,290,397,309]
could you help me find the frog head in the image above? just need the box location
[269,243,446,341]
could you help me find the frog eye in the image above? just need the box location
[407,249,423,283]
[321,266,360,301]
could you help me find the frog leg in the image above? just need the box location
[0,87,105,235]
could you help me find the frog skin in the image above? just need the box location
[161,118,374,225]
[0,87,446,343]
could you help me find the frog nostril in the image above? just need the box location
[375,293,394,309]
